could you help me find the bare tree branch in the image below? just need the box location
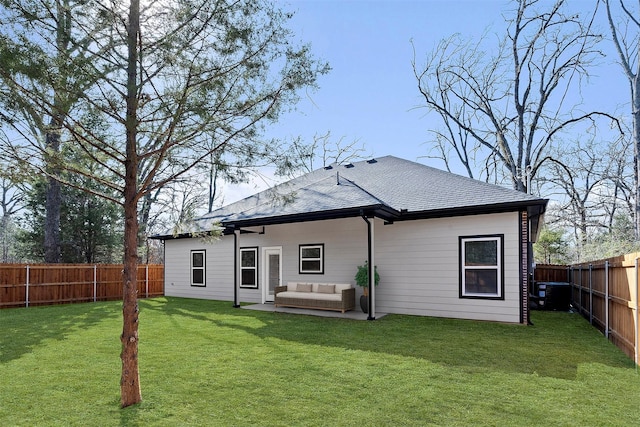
[413,0,610,193]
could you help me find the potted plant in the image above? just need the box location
[355,261,380,313]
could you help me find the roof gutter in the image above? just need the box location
[397,199,547,222]
[221,204,400,229]
[151,199,547,241]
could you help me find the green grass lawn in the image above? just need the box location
[1,297,638,426]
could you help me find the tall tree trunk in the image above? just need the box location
[43,0,71,264]
[121,184,140,408]
[44,128,61,263]
[633,77,640,240]
[606,0,640,239]
[120,0,141,408]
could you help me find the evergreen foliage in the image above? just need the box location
[18,178,122,263]
[534,227,570,265]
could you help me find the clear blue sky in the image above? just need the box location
[226,0,629,203]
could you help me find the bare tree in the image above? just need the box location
[0,168,24,263]
[605,0,640,237]
[284,131,370,175]
[602,134,635,230]
[413,0,620,192]
[538,135,632,259]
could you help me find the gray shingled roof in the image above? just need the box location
[182,155,546,234]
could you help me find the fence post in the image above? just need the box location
[605,260,609,339]
[25,265,30,308]
[145,264,149,299]
[568,266,574,308]
[589,264,593,325]
[93,265,97,303]
[578,265,583,316]
[635,258,639,368]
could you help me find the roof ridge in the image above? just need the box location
[378,156,542,200]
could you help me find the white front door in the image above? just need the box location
[263,247,282,303]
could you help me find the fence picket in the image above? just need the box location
[605,261,609,339]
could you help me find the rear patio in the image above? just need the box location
[241,302,387,320]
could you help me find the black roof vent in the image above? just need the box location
[324,165,333,170]
[366,159,377,164]
[344,163,355,168]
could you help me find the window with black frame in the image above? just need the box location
[191,250,206,287]
[240,247,258,288]
[299,244,324,274]
[459,235,503,299]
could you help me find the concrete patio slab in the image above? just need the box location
[241,303,387,320]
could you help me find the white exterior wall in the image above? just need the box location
[163,211,524,323]
[374,212,522,323]
[164,218,368,303]
[164,236,236,301]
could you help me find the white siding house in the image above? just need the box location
[157,156,546,324]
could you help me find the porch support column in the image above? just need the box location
[233,227,240,308]
[361,212,375,320]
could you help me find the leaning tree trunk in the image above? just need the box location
[120,0,141,408]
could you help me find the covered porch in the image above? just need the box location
[229,208,387,320]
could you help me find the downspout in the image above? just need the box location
[233,228,240,308]
[361,212,375,320]
[162,240,166,297]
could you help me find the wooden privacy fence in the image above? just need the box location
[535,255,639,366]
[0,264,164,309]
[533,264,569,283]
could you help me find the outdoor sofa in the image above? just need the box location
[274,282,356,313]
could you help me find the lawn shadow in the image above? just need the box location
[0,302,120,363]
[141,298,636,380]
[119,402,144,427]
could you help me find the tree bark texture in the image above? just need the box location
[120,200,141,408]
[120,0,142,408]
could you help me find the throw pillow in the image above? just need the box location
[317,284,335,294]
[297,283,313,293]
